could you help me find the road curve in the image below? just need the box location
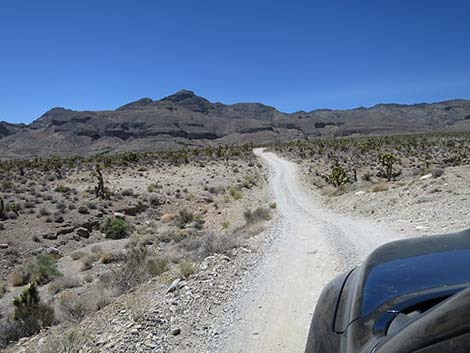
[220,149,400,353]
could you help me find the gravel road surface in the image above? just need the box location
[219,149,400,353]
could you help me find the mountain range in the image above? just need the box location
[1,89,470,158]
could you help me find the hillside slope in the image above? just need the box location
[1,90,470,157]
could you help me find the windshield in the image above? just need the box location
[362,249,470,316]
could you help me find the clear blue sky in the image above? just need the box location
[1,0,470,123]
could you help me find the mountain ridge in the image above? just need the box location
[1,90,470,158]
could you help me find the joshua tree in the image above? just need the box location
[50,157,63,179]
[13,282,55,336]
[379,153,397,181]
[94,164,105,199]
[326,163,349,187]
[0,197,5,220]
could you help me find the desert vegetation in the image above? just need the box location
[272,132,470,234]
[271,132,470,191]
[0,144,273,349]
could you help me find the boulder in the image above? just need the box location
[54,216,64,223]
[118,203,147,216]
[419,173,433,180]
[171,328,181,336]
[113,212,126,219]
[167,278,181,293]
[43,233,58,240]
[56,226,76,236]
[76,227,90,238]
[46,246,63,257]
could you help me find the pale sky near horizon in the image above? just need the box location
[1,0,470,123]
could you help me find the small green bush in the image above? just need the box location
[12,283,55,338]
[101,217,129,239]
[229,187,242,200]
[147,183,157,192]
[22,254,62,285]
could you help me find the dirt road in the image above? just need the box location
[218,149,400,353]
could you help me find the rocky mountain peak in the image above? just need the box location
[160,89,213,113]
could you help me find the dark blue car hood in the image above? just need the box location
[358,229,470,317]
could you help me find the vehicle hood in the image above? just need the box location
[357,229,470,317]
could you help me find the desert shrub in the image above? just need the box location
[6,202,21,214]
[269,202,277,209]
[325,164,349,187]
[149,195,162,207]
[175,208,194,229]
[37,327,92,353]
[104,247,167,294]
[80,254,98,271]
[146,257,168,276]
[70,251,87,261]
[56,202,66,213]
[38,206,51,217]
[56,291,87,323]
[222,220,230,229]
[125,295,146,322]
[100,217,129,239]
[0,280,6,298]
[100,251,124,264]
[147,183,157,192]
[7,211,17,219]
[372,183,389,192]
[86,287,112,311]
[91,245,103,254]
[78,205,89,215]
[10,268,27,287]
[87,201,97,210]
[10,283,55,339]
[207,185,225,195]
[243,207,271,224]
[157,229,188,244]
[431,168,444,178]
[122,188,134,197]
[179,261,196,278]
[179,232,241,260]
[192,214,205,230]
[229,187,242,200]
[13,254,62,286]
[83,274,94,283]
[48,275,80,295]
[362,171,373,181]
[55,185,70,193]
